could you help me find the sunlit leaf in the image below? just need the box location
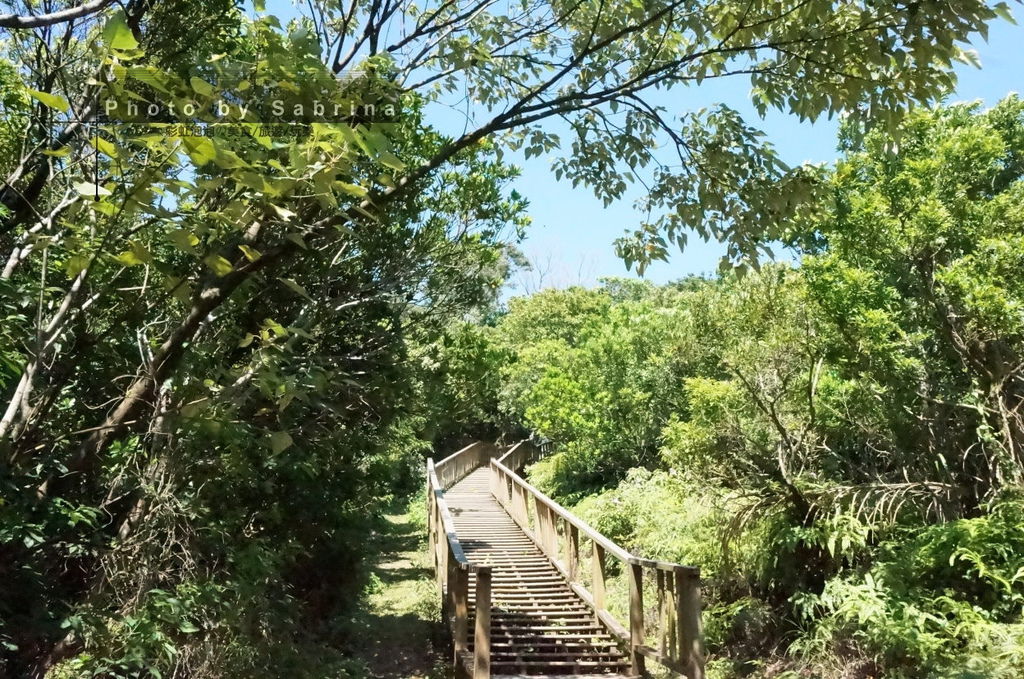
[27,89,69,113]
[102,11,139,51]
[270,431,293,454]
[203,254,234,277]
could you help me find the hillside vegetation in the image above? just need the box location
[0,1,1020,676]
[429,98,1024,679]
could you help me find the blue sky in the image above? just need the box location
[502,18,1024,291]
[260,1,1024,290]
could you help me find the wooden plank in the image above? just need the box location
[473,568,492,679]
[592,542,606,610]
[568,524,580,583]
[454,566,469,655]
[678,568,705,679]
[657,568,667,657]
[628,562,645,676]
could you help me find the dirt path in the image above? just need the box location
[347,508,448,679]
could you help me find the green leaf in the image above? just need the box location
[994,2,1016,24]
[86,200,118,216]
[102,11,139,51]
[238,244,262,262]
[182,137,217,166]
[337,182,368,197]
[114,251,144,266]
[285,233,308,250]
[89,135,118,158]
[189,76,215,97]
[27,89,69,113]
[271,205,296,220]
[114,241,152,266]
[203,254,234,277]
[262,318,288,337]
[377,151,406,172]
[73,182,112,197]
[270,431,293,454]
[65,255,90,278]
[279,277,312,300]
[163,276,192,303]
[957,49,981,69]
[168,229,199,253]
[211,147,248,170]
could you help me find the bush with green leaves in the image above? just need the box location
[487,97,1024,678]
[792,497,1024,678]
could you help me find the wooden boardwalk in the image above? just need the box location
[427,441,705,679]
[447,467,632,676]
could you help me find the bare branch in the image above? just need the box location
[0,0,114,29]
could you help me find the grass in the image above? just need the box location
[343,499,451,679]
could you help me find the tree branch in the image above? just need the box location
[0,0,114,29]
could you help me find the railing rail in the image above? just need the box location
[427,449,493,679]
[434,441,504,490]
[490,456,706,679]
[493,439,548,474]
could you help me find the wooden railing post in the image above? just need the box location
[473,568,492,679]
[678,568,705,679]
[667,569,678,661]
[539,505,554,556]
[628,562,646,676]
[568,524,580,582]
[592,542,606,610]
[443,543,454,621]
[453,565,469,658]
[513,483,527,525]
[530,492,543,542]
[657,569,667,658]
[434,498,445,593]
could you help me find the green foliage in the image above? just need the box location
[414,322,511,448]
[0,7,526,676]
[0,57,28,177]
[793,498,1024,678]
[497,279,718,493]
[1,0,1021,675]
[571,467,727,575]
[486,98,1024,678]
[798,95,1024,497]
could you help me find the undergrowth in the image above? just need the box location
[529,456,1024,679]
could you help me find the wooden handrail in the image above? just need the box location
[489,457,705,678]
[434,441,505,490]
[493,438,549,472]
[426,457,492,679]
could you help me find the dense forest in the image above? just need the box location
[442,97,1024,678]
[0,0,1021,678]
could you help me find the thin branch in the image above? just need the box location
[0,0,114,29]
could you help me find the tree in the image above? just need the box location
[796,94,1024,502]
[0,0,1019,674]
[494,98,1024,677]
[0,10,528,676]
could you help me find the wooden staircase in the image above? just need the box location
[426,442,706,679]
[449,468,633,677]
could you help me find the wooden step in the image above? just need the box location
[443,467,631,677]
[475,641,621,650]
[485,632,617,642]
[489,660,631,673]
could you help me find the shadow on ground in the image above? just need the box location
[347,509,450,679]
